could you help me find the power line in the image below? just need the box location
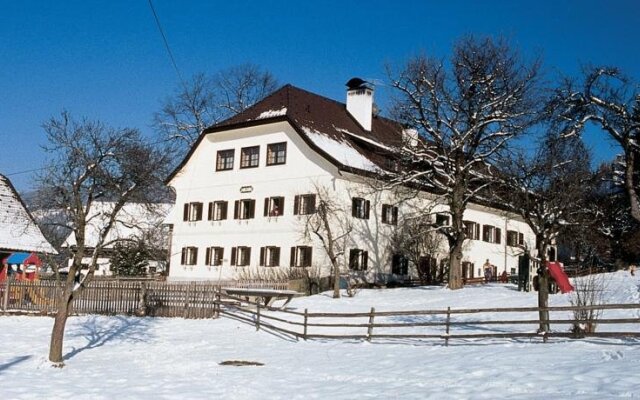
[4,167,47,177]
[147,0,186,89]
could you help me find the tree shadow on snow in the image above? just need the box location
[0,355,32,375]
[64,315,155,361]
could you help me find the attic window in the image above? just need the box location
[267,142,287,165]
[240,146,260,168]
[216,149,234,171]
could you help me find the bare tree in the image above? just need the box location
[302,186,353,299]
[36,112,170,365]
[391,209,445,284]
[154,64,278,160]
[498,132,596,332]
[557,67,640,222]
[388,36,541,289]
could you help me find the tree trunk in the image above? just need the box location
[448,237,464,290]
[448,182,466,290]
[624,149,640,222]
[49,292,74,365]
[537,238,549,332]
[332,259,341,299]
[537,268,550,332]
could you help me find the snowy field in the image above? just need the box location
[1,271,639,400]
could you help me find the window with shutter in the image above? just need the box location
[382,204,399,225]
[184,203,204,222]
[352,198,369,219]
[265,196,285,217]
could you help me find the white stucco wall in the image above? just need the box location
[166,121,539,283]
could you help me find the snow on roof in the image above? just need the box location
[336,127,397,152]
[256,107,287,119]
[0,174,57,254]
[62,201,171,249]
[300,126,380,172]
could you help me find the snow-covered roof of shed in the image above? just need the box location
[202,84,405,175]
[0,174,57,254]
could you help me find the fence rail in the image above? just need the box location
[0,278,288,318]
[2,278,639,344]
[220,295,640,344]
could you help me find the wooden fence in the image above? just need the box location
[0,279,288,318]
[219,296,640,344]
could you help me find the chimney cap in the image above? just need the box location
[346,77,370,90]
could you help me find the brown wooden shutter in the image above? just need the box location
[234,201,240,219]
[195,203,203,221]
[221,202,228,220]
[274,247,280,266]
[259,247,265,266]
[519,233,524,246]
[363,251,369,270]
[208,202,213,220]
[392,207,398,225]
[264,198,269,217]
[279,197,285,216]
[365,200,370,219]
[351,198,357,217]
[293,195,300,215]
[306,247,312,267]
[495,228,502,244]
[205,247,211,265]
[193,248,198,265]
[309,194,316,214]
[181,247,187,265]
[249,200,256,219]
[230,247,237,266]
[246,247,251,265]
[183,204,189,221]
[290,247,296,267]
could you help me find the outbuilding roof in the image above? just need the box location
[0,174,57,254]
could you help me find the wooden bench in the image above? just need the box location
[221,288,302,309]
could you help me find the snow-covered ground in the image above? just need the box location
[1,271,639,399]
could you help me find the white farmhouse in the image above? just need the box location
[61,201,171,276]
[165,81,544,284]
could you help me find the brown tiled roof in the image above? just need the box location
[205,84,405,173]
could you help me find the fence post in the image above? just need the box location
[214,291,220,318]
[367,307,375,342]
[303,308,308,340]
[445,306,451,347]
[2,278,10,312]
[183,282,192,319]
[256,298,261,331]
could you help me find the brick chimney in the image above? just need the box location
[346,78,374,131]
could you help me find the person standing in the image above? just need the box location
[483,259,493,283]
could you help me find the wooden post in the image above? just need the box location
[256,297,261,331]
[2,278,10,312]
[445,307,451,347]
[183,282,192,318]
[303,308,308,340]
[214,292,220,318]
[367,307,375,342]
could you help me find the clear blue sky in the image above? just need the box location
[2,0,639,192]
